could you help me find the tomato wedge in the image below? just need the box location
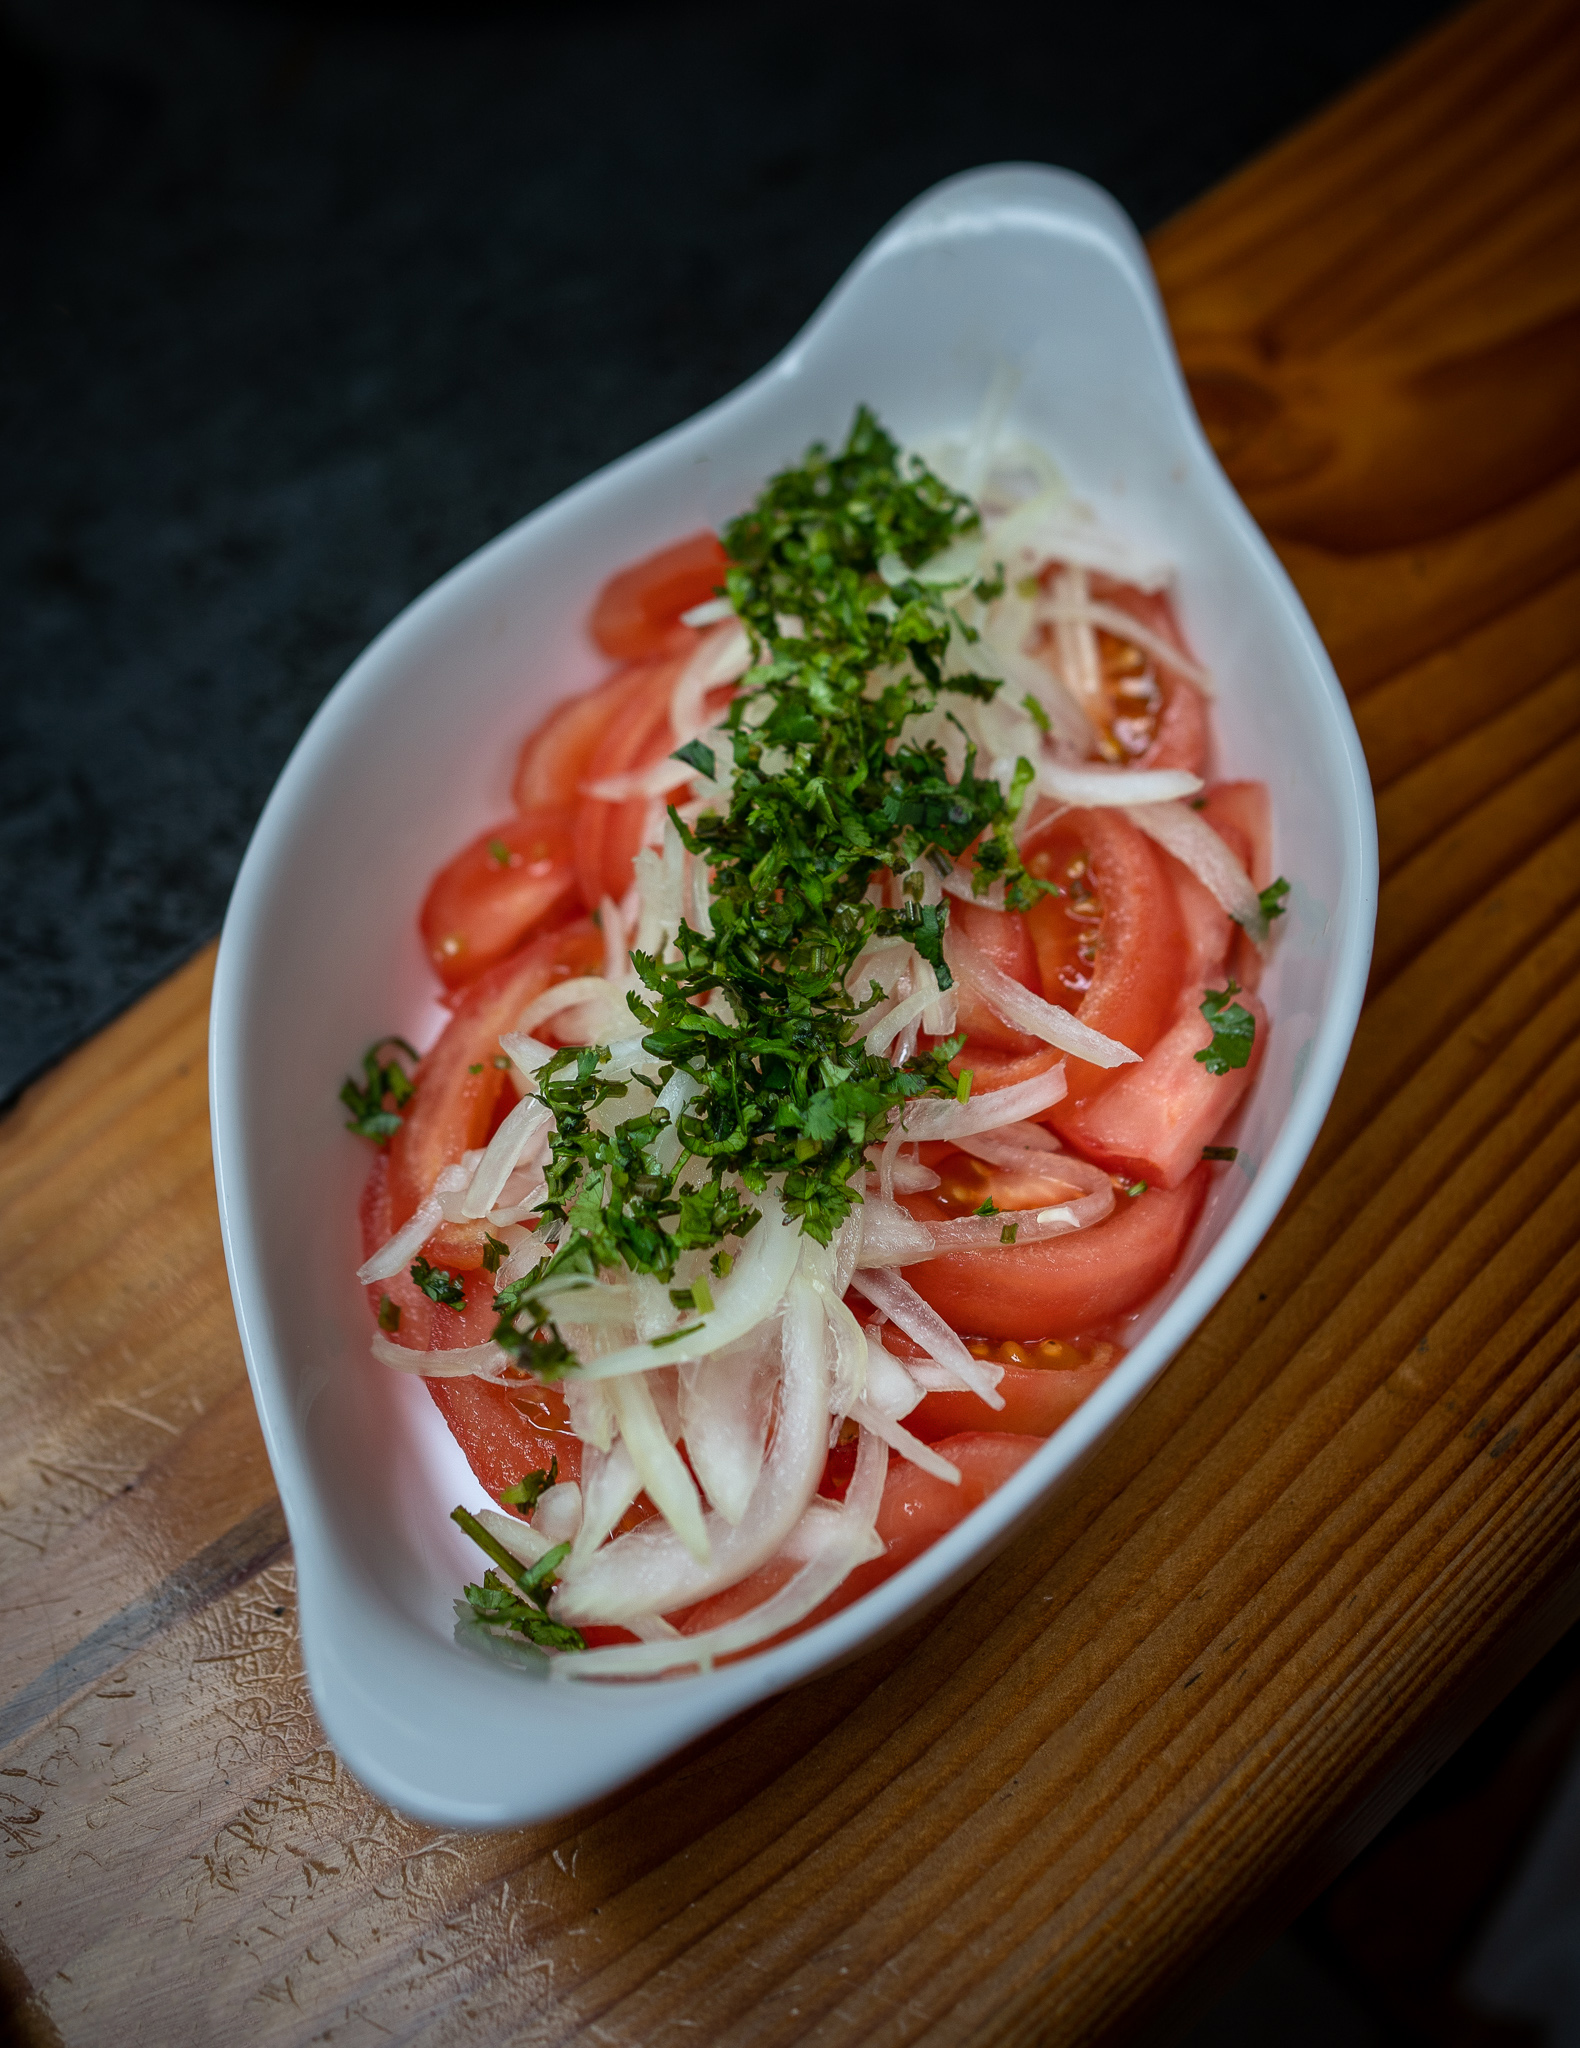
[1057,986,1267,1188]
[386,920,603,1261]
[948,897,1043,1053]
[419,806,580,990]
[571,649,697,908]
[513,663,663,813]
[424,1377,585,1501]
[900,1166,1208,1339]
[589,530,730,660]
[1021,805,1185,1119]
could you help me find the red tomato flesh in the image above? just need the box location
[572,649,692,908]
[424,1376,585,1501]
[419,806,580,990]
[1021,806,1186,1119]
[900,1165,1208,1340]
[948,897,1044,1053]
[589,530,730,660]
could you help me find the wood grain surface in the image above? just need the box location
[4,2,1580,2040]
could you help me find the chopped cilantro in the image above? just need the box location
[974,1197,998,1216]
[376,1294,401,1332]
[487,836,512,867]
[451,1506,584,1653]
[339,1036,418,1143]
[1196,982,1256,1076]
[1126,1181,1148,1197]
[468,1062,484,1074]
[999,1220,1019,1245]
[411,1257,466,1307]
[481,1232,509,1275]
[669,1275,715,1314]
[1202,1145,1239,1163]
[500,1458,558,1511]
[1258,877,1290,923]
[1021,692,1051,736]
[672,736,717,779]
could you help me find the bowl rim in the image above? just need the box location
[210,161,1378,1825]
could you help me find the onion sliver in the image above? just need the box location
[892,1063,1071,1146]
[1125,799,1265,938]
[571,1193,800,1380]
[945,924,1138,1069]
[357,1196,443,1285]
[515,977,615,1038]
[370,1332,511,1378]
[609,1373,710,1565]
[954,1119,1063,1166]
[568,1439,641,1574]
[476,1507,552,1571]
[554,1272,831,1625]
[551,1428,888,1679]
[1037,598,1211,687]
[462,1095,552,1219]
[1034,760,1202,809]
[848,1268,1002,1404]
[849,1396,961,1484]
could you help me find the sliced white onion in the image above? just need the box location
[849,1396,961,1484]
[679,1334,778,1526]
[954,1119,1064,1166]
[608,1372,710,1565]
[533,1482,583,1546]
[461,1095,552,1220]
[515,978,611,1038]
[1037,597,1210,687]
[356,1195,443,1285]
[670,620,750,742]
[476,1506,552,1571]
[945,923,1138,1069]
[499,1030,557,1081]
[568,1438,640,1572]
[370,1332,511,1377]
[891,1070,1068,1158]
[555,1269,832,1624]
[853,1197,938,1268]
[551,1427,888,1679]
[679,596,735,628]
[847,1268,1002,1405]
[573,1193,800,1380]
[1035,759,1202,808]
[1125,799,1265,937]
[583,756,698,805]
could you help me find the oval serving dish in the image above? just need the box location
[210,164,1377,1828]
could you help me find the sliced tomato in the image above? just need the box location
[947,897,1043,1053]
[589,530,730,660]
[1088,576,1211,776]
[867,1320,1120,1442]
[572,649,694,909]
[1020,805,1186,1119]
[419,806,580,991]
[386,920,602,1262]
[1056,985,1267,1188]
[900,1167,1208,1340]
[424,1376,584,1502]
[512,663,664,814]
[672,1433,1040,1645]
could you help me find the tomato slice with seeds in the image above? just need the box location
[1020,805,1186,1118]
[512,662,669,814]
[946,896,1044,1053]
[572,648,695,909]
[899,1164,1208,1340]
[589,530,730,660]
[418,806,580,991]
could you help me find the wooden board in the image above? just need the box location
[4,1,1579,2038]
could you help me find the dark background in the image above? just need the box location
[14,4,1580,2042]
[1,0,1460,1108]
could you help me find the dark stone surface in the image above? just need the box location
[1,0,1453,1104]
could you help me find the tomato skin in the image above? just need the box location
[386,920,603,1257]
[900,1167,1208,1340]
[906,1359,1116,1441]
[512,663,662,813]
[423,1376,584,1502]
[1090,578,1210,776]
[419,806,580,991]
[572,650,692,909]
[1056,987,1266,1189]
[589,530,730,660]
[1021,806,1186,1119]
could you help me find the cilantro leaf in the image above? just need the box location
[376,1294,401,1332]
[500,1458,558,1511]
[339,1036,418,1143]
[411,1257,466,1307]
[673,737,717,779]
[1195,983,1256,1076]
[1259,877,1290,923]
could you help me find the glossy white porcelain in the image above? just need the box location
[210,164,1376,1827]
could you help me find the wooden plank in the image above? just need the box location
[4,2,1579,2039]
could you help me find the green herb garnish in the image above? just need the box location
[340,1036,418,1143]
[411,1256,466,1307]
[1258,877,1290,924]
[481,1232,509,1275]
[488,836,512,867]
[451,1506,584,1653]
[1196,982,1256,1077]
[499,1458,559,1511]
[1202,1145,1239,1163]
[376,1294,402,1332]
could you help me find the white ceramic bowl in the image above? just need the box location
[211,164,1376,1827]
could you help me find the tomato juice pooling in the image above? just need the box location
[343,410,1287,1677]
